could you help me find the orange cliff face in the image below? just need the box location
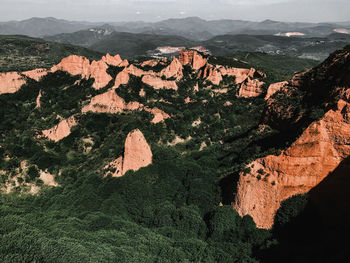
[82,88,169,124]
[42,116,78,142]
[0,72,26,95]
[265,81,289,100]
[51,54,127,89]
[179,50,208,70]
[160,57,183,80]
[105,129,153,177]
[234,46,350,229]
[234,99,350,229]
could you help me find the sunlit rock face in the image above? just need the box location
[105,129,153,177]
[22,68,48,82]
[141,75,178,90]
[51,54,126,89]
[0,72,26,95]
[42,116,78,142]
[234,99,350,229]
[160,57,183,80]
[265,81,289,100]
[234,46,350,229]
[179,50,208,70]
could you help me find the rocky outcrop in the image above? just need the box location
[123,129,153,175]
[179,50,208,70]
[101,53,123,66]
[105,129,152,177]
[265,81,289,100]
[201,64,223,85]
[51,54,126,89]
[161,57,183,80]
[234,97,350,229]
[114,69,130,88]
[141,75,178,90]
[141,60,159,67]
[42,116,77,142]
[82,88,169,124]
[22,68,48,81]
[238,78,265,98]
[82,89,141,114]
[0,72,26,95]
[36,90,42,108]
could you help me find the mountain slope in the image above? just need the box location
[0,35,103,72]
[0,17,94,37]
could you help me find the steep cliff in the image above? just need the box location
[234,45,350,229]
[105,129,153,177]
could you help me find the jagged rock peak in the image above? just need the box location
[105,129,153,177]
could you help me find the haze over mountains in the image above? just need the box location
[1,16,350,61]
[1,17,350,40]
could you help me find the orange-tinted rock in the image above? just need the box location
[141,75,178,90]
[22,68,48,81]
[101,53,122,66]
[141,59,159,67]
[161,57,183,80]
[114,69,130,88]
[0,72,26,95]
[122,129,152,175]
[42,116,77,142]
[125,64,147,77]
[106,129,153,177]
[82,88,169,123]
[179,50,207,70]
[82,89,141,114]
[51,55,112,89]
[145,107,170,124]
[238,78,265,98]
[265,81,289,100]
[36,90,42,108]
[202,64,223,85]
[234,99,350,229]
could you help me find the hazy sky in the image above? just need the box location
[1,0,349,22]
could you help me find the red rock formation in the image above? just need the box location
[42,116,77,142]
[0,72,26,95]
[82,89,140,114]
[22,68,48,81]
[82,88,169,124]
[160,57,183,80]
[265,81,289,100]
[238,78,265,98]
[179,50,207,70]
[51,54,127,90]
[36,90,42,108]
[105,129,153,177]
[101,53,123,66]
[141,60,159,67]
[234,99,350,229]
[201,64,223,85]
[114,69,130,88]
[144,107,170,124]
[141,75,178,90]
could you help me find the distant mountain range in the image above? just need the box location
[1,17,350,61]
[1,17,350,40]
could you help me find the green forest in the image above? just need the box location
[0,47,348,262]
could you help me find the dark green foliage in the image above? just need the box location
[0,35,103,72]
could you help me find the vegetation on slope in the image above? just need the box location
[0,35,103,72]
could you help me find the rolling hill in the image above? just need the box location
[0,35,103,72]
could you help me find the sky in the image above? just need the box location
[0,0,349,23]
